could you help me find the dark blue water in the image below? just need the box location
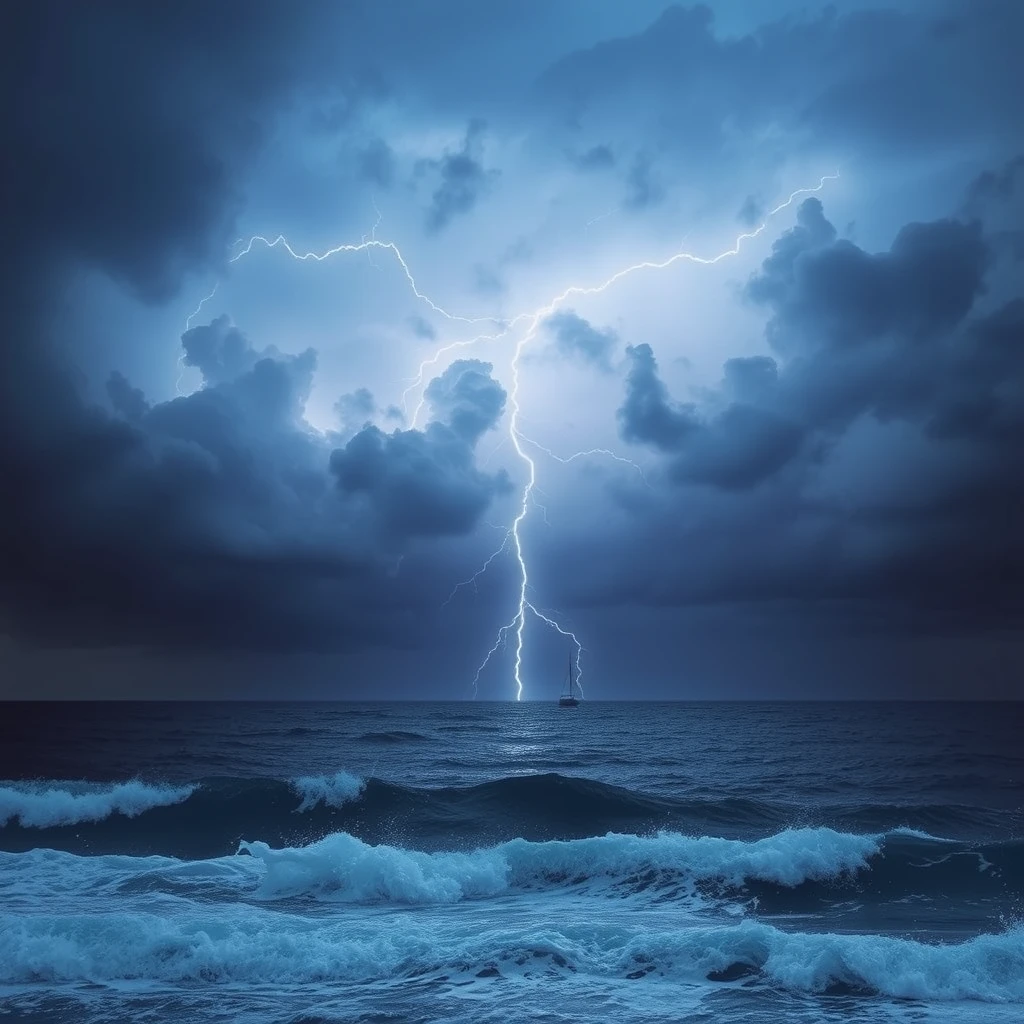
[1,701,1022,1023]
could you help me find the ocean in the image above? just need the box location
[0,700,1021,1023]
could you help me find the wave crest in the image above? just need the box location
[289,771,365,812]
[1,908,1020,1002]
[0,780,196,828]
[238,826,880,903]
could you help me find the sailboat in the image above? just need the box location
[558,651,580,707]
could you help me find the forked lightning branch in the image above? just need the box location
[182,174,839,699]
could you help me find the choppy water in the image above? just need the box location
[1,701,1022,1023]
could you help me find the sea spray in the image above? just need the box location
[2,907,1021,1002]
[238,826,881,903]
[288,771,366,811]
[0,780,196,828]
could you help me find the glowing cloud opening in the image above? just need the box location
[183,173,840,701]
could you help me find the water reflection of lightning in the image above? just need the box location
[192,174,838,701]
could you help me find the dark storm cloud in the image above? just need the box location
[334,388,377,437]
[618,343,698,451]
[965,154,1024,206]
[0,0,358,460]
[0,0,354,652]
[3,0,1023,692]
[182,316,275,387]
[620,197,996,485]
[737,196,764,227]
[106,372,150,424]
[535,3,1024,165]
[421,120,500,233]
[923,299,1024,445]
[964,154,1024,263]
[410,316,437,340]
[618,345,802,490]
[742,197,994,444]
[545,312,618,371]
[677,405,804,491]
[603,189,1024,622]
[330,360,509,543]
[421,360,507,444]
[721,356,779,406]
[311,69,392,133]
[1,327,509,650]
[624,152,665,210]
[330,424,508,540]
[1,0,348,304]
[3,350,346,651]
[355,137,397,188]
[0,1,526,657]
[748,198,989,356]
[572,144,616,171]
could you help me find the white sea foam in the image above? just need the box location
[0,780,196,828]
[633,919,1024,1002]
[0,848,257,913]
[0,908,1020,1002]
[289,771,365,811]
[238,826,881,903]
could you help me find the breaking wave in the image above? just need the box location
[1,773,1019,866]
[0,780,196,829]
[1,907,1020,1002]
[289,771,365,812]
[238,826,881,903]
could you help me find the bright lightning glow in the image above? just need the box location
[405,174,839,430]
[442,531,511,609]
[189,172,839,702]
[461,173,840,701]
[527,601,584,696]
[585,206,619,230]
[228,233,500,328]
[226,231,520,427]
[361,199,383,269]
[176,282,219,395]
[530,488,551,528]
[186,283,220,329]
[516,431,651,488]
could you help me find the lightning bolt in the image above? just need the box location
[361,198,383,269]
[228,233,500,328]
[442,531,511,608]
[190,173,839,701]
[457,174,840,700]
[176,282,219,395]
[516,432,651,488]
[585,206,620,231]
[530,486,551,528]
[403,174,838,428]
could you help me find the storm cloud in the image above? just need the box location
[601,190,1024,629]
[2,325,509,652]
[421,120,500,233]
[1,1,1022,696]
[545,312,619,372]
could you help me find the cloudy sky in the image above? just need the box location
[1,0,1022,699]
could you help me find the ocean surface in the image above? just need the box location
[0,700,1021,1024]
